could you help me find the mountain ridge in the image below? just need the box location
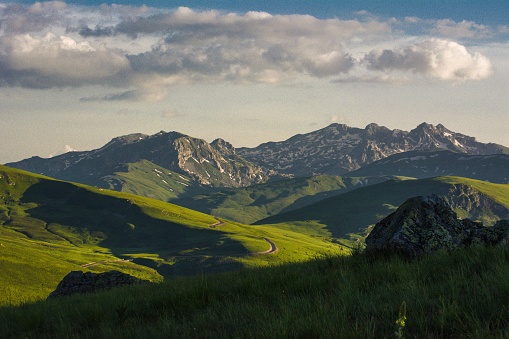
[7,131,269,189]
[237,122,509,176]
[6,122,508,194]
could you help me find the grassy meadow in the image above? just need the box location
[1,164,509,337]
[1,245,507,338]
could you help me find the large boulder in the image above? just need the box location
[47,270,149,300]
[365,195,509,257]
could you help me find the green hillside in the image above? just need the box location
[0,165,342,306]
[98,159,206,201]
[257,176,509,241]
[2,245,508,338]
[175,175,387,224]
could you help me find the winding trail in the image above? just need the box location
[208,217,225,228]
[254,238,278,255]
[81,258,133,268]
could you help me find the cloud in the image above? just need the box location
[0,4,498,98]
[47,143,76,158]
[364,39,493,81]
[431,19,493,38]
[80,90,138,102]
[0,33,130,88]
[0,1,67,34]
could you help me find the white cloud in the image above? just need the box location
[47,143,76,158]
[0,4,499,98]
[431,19,493,38]
[0,33,130,88]
[364,39,493,81]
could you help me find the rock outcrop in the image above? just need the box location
[47,270,149,300]
[364,195,509,257]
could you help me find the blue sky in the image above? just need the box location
[11,0,509,24]
[0,1,508,163]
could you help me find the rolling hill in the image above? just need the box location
[0,165,343,306]
[174,174,388,224]
[257,176,509,242]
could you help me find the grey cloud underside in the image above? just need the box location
[0,4,498,96]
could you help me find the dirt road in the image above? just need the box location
[81,258,133,268]
[208,217,225,228]
[254,238,278,255]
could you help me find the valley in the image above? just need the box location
[1,121,508,325]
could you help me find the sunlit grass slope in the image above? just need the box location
[98,159,205,201]
[0,165,343,306]
[258,176,509,241]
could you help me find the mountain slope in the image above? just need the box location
[345,149,509,183]
[238,122,509,176]
[175,175,387,224]
[6,132,269,189]
[257,176,509,240]
[98,159,205,201]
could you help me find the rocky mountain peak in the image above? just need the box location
[364,123,391,137]
[7,122,509,187]
[107,133,148,147]
[238,122,508,176]
[7,130,269,189]
[211,138,236,155]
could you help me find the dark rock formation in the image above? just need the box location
[365,195,509,257]
[47,270,149,300]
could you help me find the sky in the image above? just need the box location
[0,1,508,163]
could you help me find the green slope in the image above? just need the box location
[98,159,206,202]
[2,245,508,338]
[257,176,509,241]
[174,175,388,224]
[0,165,342,306]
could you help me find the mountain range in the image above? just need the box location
[237,122,508,176]
[7,131,270,190]
[6,123,508,195]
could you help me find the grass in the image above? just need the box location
[437,176,509,207]
[0,165,344,306]
[1,244,507,338]
[102,160,204,201]
[175,175,387,224]
[259,176,509,239]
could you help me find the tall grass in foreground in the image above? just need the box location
[1,245,508,338]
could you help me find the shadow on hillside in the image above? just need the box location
[132,256,243,279]
[20,180,246,276]
[254,179,446,239]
